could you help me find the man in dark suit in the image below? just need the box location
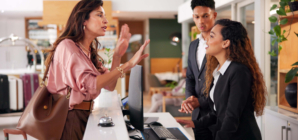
[177,0,217,140]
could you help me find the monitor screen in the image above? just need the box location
[128,65,144,132]
[121,96,128,108]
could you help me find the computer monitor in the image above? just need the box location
[127,65,144,132]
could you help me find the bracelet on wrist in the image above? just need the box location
[116,67,125,78]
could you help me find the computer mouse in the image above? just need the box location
[148,121,162,127]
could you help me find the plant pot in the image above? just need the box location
[285,83,297,108]
[289,1,298,12]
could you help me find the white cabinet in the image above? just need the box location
[264,113,287,140]
[265,107,298,140]
[288,122,298,140]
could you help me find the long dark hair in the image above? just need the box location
[204,19,267,116]
[44,0,104,76]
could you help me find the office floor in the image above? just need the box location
[0,91,194,140]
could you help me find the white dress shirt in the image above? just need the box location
[210,60,232,111]
[197,34,207,70]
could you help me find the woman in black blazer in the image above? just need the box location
[178,19,267,140]
[204,19,267,140]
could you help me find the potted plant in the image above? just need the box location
[289,0,298,12]
[104,48,113,70]
[268,0,298,83]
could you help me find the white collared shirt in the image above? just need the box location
[210,60,232,111]
[197,34,207,70]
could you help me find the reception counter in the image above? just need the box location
[83,90,129,140]
[83,90,193,140]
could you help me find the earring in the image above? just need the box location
[83,25,85,30]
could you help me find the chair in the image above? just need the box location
[162,96,192,120]
[148,74,172,96]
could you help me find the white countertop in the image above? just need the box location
[144,112,194,140]
[83,90,129,140]
[83,89,193,140]
[265,106,298,125]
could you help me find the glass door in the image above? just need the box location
[236,0,263,130]
[237,0,255,49]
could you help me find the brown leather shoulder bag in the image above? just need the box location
[3,54,71,140]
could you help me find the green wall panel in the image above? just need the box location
[149,19,182,58]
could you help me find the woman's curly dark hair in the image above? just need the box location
[204,19,267,116]
[191,0,215,10]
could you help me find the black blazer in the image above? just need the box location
[185,39,210,121]
[198,62,262,140]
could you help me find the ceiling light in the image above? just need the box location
[252,21,255,24]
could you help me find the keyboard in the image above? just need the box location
[149,124,177,139]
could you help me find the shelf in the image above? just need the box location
[0,112,22,117]
[28,27,55,30]
[278,104,298,113]
[279,69,298,74]
[278,73,298,114]
[280,11,298,19]
[279,69,291,73]
[278,10,298,114]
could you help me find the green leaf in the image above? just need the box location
[283,30,286,34]
[292,62,298,66]
[193,32,197,39]
[277,7,287,16]
[274,25,281,36]
[268,50,277,56]
[270,4,278,11]
[272,36,277,40]
[281,0,291,3]
[280,1,287,9]
[281,35,287,41]
[280,18,288,25]
[269,16,278,23]
[278,45,283,53]
[105,48,110,52]
[295,32,298,37]
[268,30,275,35]
[285,68,298,83]
[271,40,276,46]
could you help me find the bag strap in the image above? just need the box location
[41,52,71,98]
[42,53,54,83]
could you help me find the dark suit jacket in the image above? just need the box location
[185,39,210,122]
[196,62,262,140]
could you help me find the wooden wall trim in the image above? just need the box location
[150,58,182,74]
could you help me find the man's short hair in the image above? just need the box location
[191,0,215,10]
